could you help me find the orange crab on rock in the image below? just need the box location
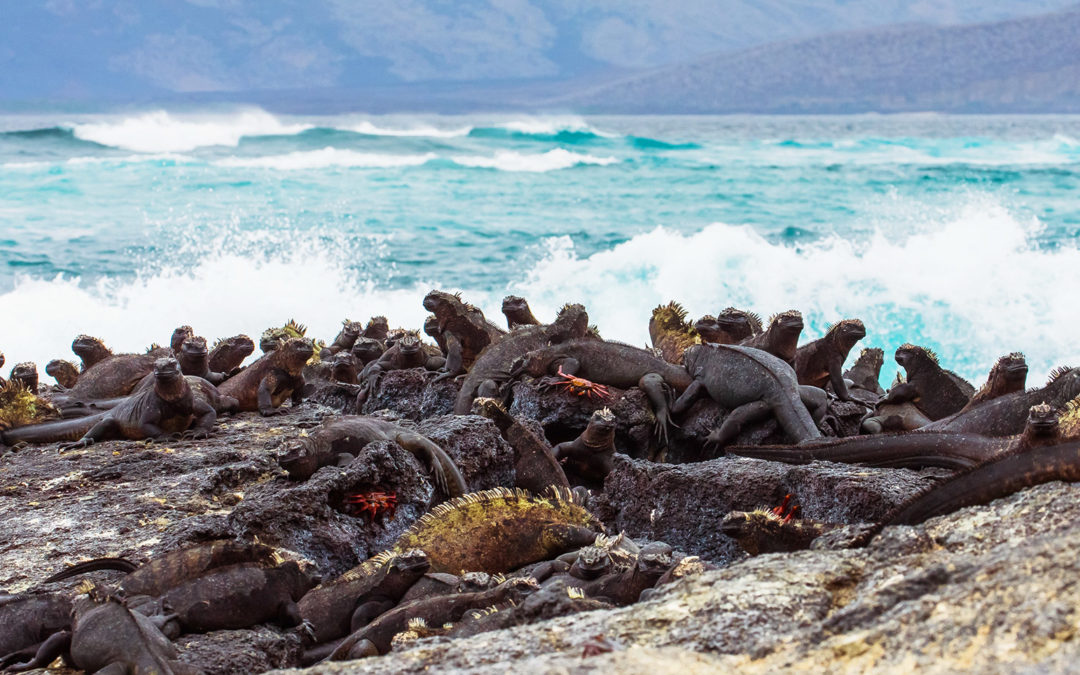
[539,366,613,401]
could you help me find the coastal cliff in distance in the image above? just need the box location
[551,7,1080,114]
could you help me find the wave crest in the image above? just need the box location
[71,110,312,153]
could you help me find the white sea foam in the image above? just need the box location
[70,110,312,153]
[348,121,472,138]
[495,116,613,137]
[2,197,1078,388]
[450,149,618,172]
[214,148,437,170]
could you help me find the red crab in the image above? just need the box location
[540,366,613,400]
[771,493,800,524]
[344,489,398,522]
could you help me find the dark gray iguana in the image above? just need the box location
[959,352,1028,413]
[0,357,215,449]
[454,303,591,415]
[739,310,803,367]
[502,295,542,330]
[793,319,867,402]
[695,307,762,345]
[882,344,974,421]
[277,415,467,498]
[672,344,822,450]
[423,290,507,381]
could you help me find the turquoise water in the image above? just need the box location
[2,109,1080,386]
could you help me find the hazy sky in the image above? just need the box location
[1,0,1076,100]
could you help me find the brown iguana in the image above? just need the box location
[454,303,591,415]
[843,347,886,397]
[71,334,112,372]
[649,301,699,364]
[472,397,570,494]
[959,352,1028,413]
[45,359,80,389]
[1,357,215,449]
[0,351,5,388]
[882,344,974,420]
[168,325,194,354]
[44,541,281,597]
[739,310,803,367]
[552,408,617,487]
[328,352,360,384]
[56,347,159,402]
[177,337,227,384]
[424,290,506,381]
[259,319,308,353]
[322,320,364,357]
[672,344,822,450]
[207,334,254,375]
[9,362,38,392]
[219,337,314,416]
[509,337,693,444]
[363,316,389,342]
[359,331,443,393]
[502,295,542,330]
[350,337,386,366]
[721,502,838,555]
[422,315,447,355]
[327,577,539,660]
[793,319,866,402]
[922,367,1080,436]
[383,487,602,574]
[297,549,430,645]
[277,416,467,498]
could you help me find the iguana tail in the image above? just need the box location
[44,557,139,584]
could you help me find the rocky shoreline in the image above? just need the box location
[1,306,1078,673]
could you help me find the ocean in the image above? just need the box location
[2,109,1079,388]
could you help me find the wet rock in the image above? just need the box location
[592,454,939,564]
[306,381,363,414]
[359,369,459,420]
[178,626,302,675]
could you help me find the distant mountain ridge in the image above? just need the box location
[552,6,1080,113]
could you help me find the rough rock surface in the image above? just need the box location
[274,480,1080,674]
[593,454,942,564]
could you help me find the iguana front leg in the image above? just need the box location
[59,418,120,451]
[258,375,288,416]
[4,629,72,672]
[185,399,216,439]
[828,360,852,402]
[882,382,918,405]
[671,380,705,415]
[431,335,464,383]
[639,373,678,446]
[704,401,772,453]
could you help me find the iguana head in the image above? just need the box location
[551,303,590,342]
[585,408,617,441]
[274,337,316,373]
[210,334,255,366]
[767,310,804,335]
[180,336,208,361]
[718,307,762,337]
[651,301,690,332]
[278,435,318,479]
[1026,403,1060,437]
[393,548,431,575]
[502,295,534,321]
[72,334,110,363]
[152,357,187,401]
[895,344,938,372]
[170,325,194,353]
[855,347,884,371]
[329,353,359,383]
[351,337,385,365]
[260,320,307,353]
[423,289,464,319]
[334,319,363,345]
[637,541,675,578]
[397,331,422,357]
[569,545,611,580]
[46,359,79,388]
[363,316,389,341]
[826,319,866,350]
[423,314,441,339]
[508,348,556,379]
[10,362,38,392]
[993,352,1029,387]
[0,351,4,370]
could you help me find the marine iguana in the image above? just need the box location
[168,325,194,355]
[882,344,974,420]
[9,362,38,392]
[328,352,360,384]
[794,319,866,402]
[219,337,314,416]
[472,397,570,494]
[71,334,112,372]
[422,315,448,355]
[721,504,838,555]
[739,310,803,366]
[857,412,1080,546]
[453,303,591,415]
[695,307,762,345]
[322,320,364,357]
[424,290,507,381]
[843,347,886,405]
[383,487,602,574]
[64,373,239,419]
[0,351,5,388]
[363,316,390,342]
[0,592,72,669]
[1,358,215,449]
[544,543,672,606]
[277,416,466,498]
[351,337,386,366]
[259,319,308,353]
[154,560,318,633]
[959,352,1028,413]
[552,408,617,487]
[502,295,542,330]
[327,577,539,660]
[206,334,254,375]
[726,429,1017,470]
[44,541,282,597]
[56,347,159,402]
[298,549,430,646]
[177,337,227,384]
[921,367,1080,436]
[648,301,700,364]
[509,337,693,444]
[45,359,80,389]
[359,331,443,392]
[4,591,199,675]
[672,344,822,449]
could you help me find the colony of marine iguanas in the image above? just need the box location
[1,292,1079,673]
